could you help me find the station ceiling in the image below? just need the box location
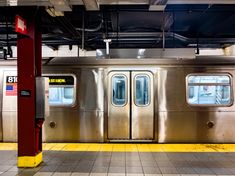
[1,0,235,50]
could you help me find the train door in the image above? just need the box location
[108,71,154,140]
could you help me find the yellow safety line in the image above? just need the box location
[0,143,17,150]
[1,143,235,152]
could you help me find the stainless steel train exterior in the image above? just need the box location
[0,56,235,143]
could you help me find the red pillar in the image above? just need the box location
[17,9,43,167]
[35,13,43,153]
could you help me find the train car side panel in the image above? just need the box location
[42,69,79,142]
[0,68,4,141]
[78,68,104,142]
[2,70,17,142]
[158,67,235,143]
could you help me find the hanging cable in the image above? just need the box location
[162,10,165,50]
[5,12,12,59]
[116,8,119,47]
[82,10,85,50]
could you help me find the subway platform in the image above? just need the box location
[0,143,235,176]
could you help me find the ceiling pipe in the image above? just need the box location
[54,16,81,40]
[82,10,85,50]
[104,39,111,56]
[75,20,103,32]
[162,11,166,50]
[162,29,165,50]
[105,32,189,42]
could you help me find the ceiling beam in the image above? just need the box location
[149,0,168,11]
[99,0,235,5]
[82,0,99,10]
[167,0,235,4]
[49,0,72,11]
[2,0,235,7]
[12,0,50,6]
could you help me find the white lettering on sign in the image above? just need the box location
[17,18,26,31]
[15,15,27,35]
[7,76,17,83]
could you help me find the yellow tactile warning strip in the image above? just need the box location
[1,143,235,152]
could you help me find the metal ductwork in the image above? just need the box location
[149,0,168,11]
[96,48,196,59]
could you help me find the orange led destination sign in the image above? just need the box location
[48,76,74,85]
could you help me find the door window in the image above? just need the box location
[112,75,127,106]
[135,75,150,106]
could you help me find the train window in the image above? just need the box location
[187,74,232,106]
[64,87,73,99]
[188,75,230,84]
[135,75,150,106]
[49,87,74,105]
[48,75,75,106]
[112,75,126,106]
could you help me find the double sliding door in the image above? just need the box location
[108,71,154,140]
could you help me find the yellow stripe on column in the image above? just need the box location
[18,152,42,167]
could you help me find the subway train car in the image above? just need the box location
[0,56,235,143]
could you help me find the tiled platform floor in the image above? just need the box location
[0,143,235,176]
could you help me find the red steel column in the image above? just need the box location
[35,16,44,153]
[17,9,43,167]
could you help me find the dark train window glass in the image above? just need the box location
[189,87,194,99]
[112,75,126,106]
[135,75,150,106]
[187,75,232,106]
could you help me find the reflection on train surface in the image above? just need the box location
[0,56,235,143]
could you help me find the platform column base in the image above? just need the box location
[18,152,42,167]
